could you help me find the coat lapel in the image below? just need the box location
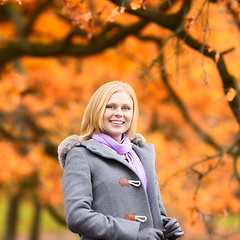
[81,139,138,175]
[132,144,156,191]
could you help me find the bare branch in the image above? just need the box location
[221,47,235,56]
[160,65,222,150]
[145,27,185,76]
[136,31,222,149]
[195,151,224,195]
[162,129,240,188]
[200,0,210,84]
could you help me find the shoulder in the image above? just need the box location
[58,135,105,169]
[58,133,153,168]
[131,133,146,147]
[58,134,83,169]
[132,133,155,153]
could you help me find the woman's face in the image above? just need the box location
[102,91,133,141]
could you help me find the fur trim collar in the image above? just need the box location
[58,133,146,169]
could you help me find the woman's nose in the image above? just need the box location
[114,108,123,116]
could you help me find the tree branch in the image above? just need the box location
[135,32,222,149]
[168,30,240,124]
[109,0,240,124]
[0,20,148,69]
[1,0,239,124]
[110,0,192,31]
[162,129,240,188]
[158,43,222,150]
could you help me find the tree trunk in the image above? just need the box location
[4,191,21,240]
[29,199,41,240]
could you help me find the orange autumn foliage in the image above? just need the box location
[0,0,240,239]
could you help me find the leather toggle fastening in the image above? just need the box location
[125,213,147,222]
[119,178,141,187]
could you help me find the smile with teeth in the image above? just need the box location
[110,120,124,125]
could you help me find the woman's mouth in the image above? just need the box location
[110,120,124,125]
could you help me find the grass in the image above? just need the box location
[217,214,240,229]
[0,193,67,238]
[0,194,7,236]
[0,192,239,239]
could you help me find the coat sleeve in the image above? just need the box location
[154,171,167,217]
[62,147,140,240]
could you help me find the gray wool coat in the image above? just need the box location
[58,134,167,240]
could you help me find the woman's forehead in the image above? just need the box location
[107,91,133,104]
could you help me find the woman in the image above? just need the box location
[58,81,184,240]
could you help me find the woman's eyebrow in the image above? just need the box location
[107,101,132,106]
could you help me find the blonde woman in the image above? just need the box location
[58,81,184,240]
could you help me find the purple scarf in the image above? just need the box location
[92,133,147,191]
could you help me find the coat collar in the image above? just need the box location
[82,139,137,173]
[58,133,147,169]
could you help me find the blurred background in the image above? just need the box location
[0,0,239,239]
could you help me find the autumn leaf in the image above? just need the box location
[185,15,196,30]
[215,51,220,63]
[95,5,106,16]
[78,11,93,29]
[226,88,237,102]
[131,0,143,10]
[105,6,125,24]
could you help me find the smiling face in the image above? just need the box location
[102,91,133,141]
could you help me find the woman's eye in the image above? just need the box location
[123,106,131,110]
[106,105,114,109]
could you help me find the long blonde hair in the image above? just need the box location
[80,81,139,140]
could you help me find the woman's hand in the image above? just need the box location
[137,227,165,240]
[163,217,184,239]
